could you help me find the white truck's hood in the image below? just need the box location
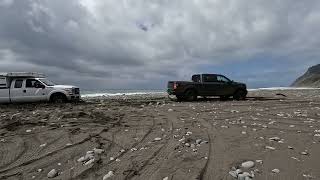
[52,85,78,89]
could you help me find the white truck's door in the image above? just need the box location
[10,79,27,103]
[24,79,48,101]
[0,77,10,103]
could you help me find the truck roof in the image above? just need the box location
[0,72,46,78]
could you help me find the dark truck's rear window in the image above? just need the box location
[192,75,201,82]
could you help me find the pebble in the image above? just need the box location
[84,159,95,166]
[255,160,263,164]
[265,146,276,150]
[116,158,120,162]
[241,131,247,135]
[229,171,238,178]
[94,148,105,154]
[168,109,173,112]
[37,169,42,172]
[269,137,280,142]
[26,129,32,133]
[103,171,114,180]
[272,169,280,173]
[47,169,58,178]
[154,137,162,141]
[163,177,169,180]
[185,143,190,147]
[40,143,47,148]
[300,151,309,155]
[289,125,295,128]
[241,161,255,169]
[110,157,115,161]
[196,139,202,144]
[288,146,294,149]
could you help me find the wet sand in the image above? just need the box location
[0,89,320,180]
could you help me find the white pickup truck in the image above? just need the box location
[0,72,80,103]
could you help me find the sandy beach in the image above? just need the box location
[0,89,320,180]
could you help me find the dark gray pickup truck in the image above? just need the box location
[167,74,247,101]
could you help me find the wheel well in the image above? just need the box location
[184,88,198,95]
[50,92,67,101]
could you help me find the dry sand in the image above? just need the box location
[0,89,320,180]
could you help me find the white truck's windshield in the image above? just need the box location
[39,78,55,86]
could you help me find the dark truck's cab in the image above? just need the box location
[167,74,247,101]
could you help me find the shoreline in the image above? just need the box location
[0,89,319,180]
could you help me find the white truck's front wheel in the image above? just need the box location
[50,93,67,103]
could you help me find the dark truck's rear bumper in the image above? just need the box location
[167,89,185,96]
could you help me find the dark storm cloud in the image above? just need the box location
[0,0,320,89]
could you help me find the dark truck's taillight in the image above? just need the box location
[173,82,178,90]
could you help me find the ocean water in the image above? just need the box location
[81,87,320,98]
[81,89,165,98]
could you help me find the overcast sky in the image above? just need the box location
[0,0,319,90]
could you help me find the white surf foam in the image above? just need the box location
[82,91,165,98]
[248,87,320,91]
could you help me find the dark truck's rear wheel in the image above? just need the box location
[176,95,185,101]
[233,90,246,101]
[50,93,67,103]
[184,89,197,101]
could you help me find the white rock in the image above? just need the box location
[57,163,61,166]
[154,137,162,141]
[47,169,58,178]
[40,143,47,148]
[163,177,169,180]
[185,143,190,147]
[288,146,294,149]
[103,171,114,180]
[115,158,120,162]
[272,169,280,173]
[289,125,295,128]
[255,160,263,164]
[26,129,32,133]
[241,161,255,169]
[300,151,309,155]
[94,148,105,154]
[84,158,95,166]
[168,109,173,112]
[238,174,247,180]
[229,171,238,178]
[314,134,320,137]
[269,137,280,141]
[265,146,276,150]
[110,157,115,161]
[236,169,243,174]
[196,139,202,144]
[77,156,86,162]
[241,131,247,135]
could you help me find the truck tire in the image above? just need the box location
[176,95,185,101]
[184,89,197,101]
[50,93,67,103]
[233,90,246,101]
